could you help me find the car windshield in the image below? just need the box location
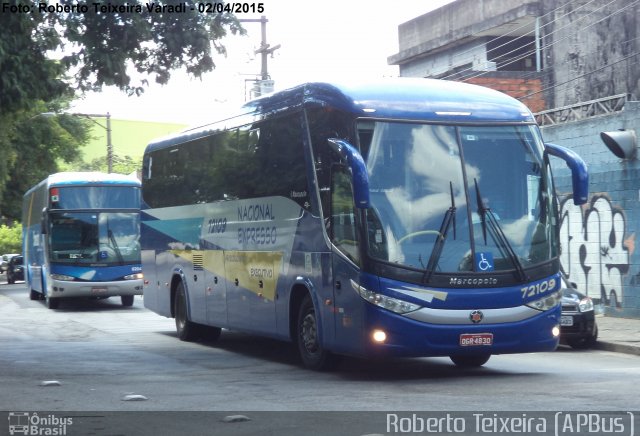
[361,121,557,275]
[49,212,140,265]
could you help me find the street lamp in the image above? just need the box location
[40,111,113,172]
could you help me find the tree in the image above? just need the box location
[72,154,143,176]
[54,0,244,94]
[0,223,22,254]
[0,1,244,219]
[2,101,90,222]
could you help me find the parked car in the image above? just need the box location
[1,253,19,273]
[6,255,24,284]
[560,275,598,349]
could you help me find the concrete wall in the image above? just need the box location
[392,0,640,110]
[542,102,640,318]
[389,0,540,66]
[399,39,488,78]
[541,0,640,108]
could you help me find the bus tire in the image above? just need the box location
[45,295,59,310]
[450,354,490,367]
[29,290,40,300]
[174,282,199,342]
[296,295,336,371]
[121,295,134,307]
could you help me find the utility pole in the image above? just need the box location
[239,16,280,97]
[73,112,113,173]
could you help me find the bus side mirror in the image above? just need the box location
[327,138,370,208]
[41,208,48,234]
[544,143,589,205]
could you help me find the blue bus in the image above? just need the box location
[140,78,588,369]
[22,172,143,309]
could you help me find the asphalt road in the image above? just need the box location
[1,281,639,435]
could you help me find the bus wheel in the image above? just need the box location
[29,290,40,301]
[45,295,59,310]
[296,295,336,371]
[174,282,199,341]
[450,354,490,367]
[121,295,134,307]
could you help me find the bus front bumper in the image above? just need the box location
[358,304,560,358]
[48,279,144,298]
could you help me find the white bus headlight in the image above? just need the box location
[351,280,421,314]
[124,273,144,280]
[525,291,561,311]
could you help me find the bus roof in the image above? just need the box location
[24,172,140,197]
[147,78,535,152]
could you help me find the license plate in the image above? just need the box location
[91,287,108,294]
[560,315,574,326]
[460,333,493,346]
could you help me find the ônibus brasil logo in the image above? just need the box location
[8,412,73,435]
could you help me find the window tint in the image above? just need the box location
[143,114,309,208]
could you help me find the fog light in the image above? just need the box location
[552,325,560,337]
[372,329,387,343]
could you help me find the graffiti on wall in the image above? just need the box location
[559,194,634,307]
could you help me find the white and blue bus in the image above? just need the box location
[140,79,588,369]
[23,172,144,309]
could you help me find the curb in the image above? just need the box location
[593,341,640,356]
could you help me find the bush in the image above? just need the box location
[0,223,22,254]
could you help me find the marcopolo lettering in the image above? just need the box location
[449,277,498,286]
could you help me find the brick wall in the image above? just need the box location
[466,74,546,113]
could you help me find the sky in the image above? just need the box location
[70,0,455,125]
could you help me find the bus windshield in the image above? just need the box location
[49,212,140,265]
[362,121,557,274]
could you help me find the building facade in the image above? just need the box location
[388,0,639,112]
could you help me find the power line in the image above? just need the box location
[439,0,601,81]
[518,50,640,101]
[457,0,637,83]
[492,34,640,86]
[437,0,631,83]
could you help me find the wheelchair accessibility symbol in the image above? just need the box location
[475,252,494,271]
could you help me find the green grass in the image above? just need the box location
[82,118,188,161]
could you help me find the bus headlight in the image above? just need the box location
[351,280,421,314]
[124,273,144,280]
[525,291,561,311]
[50,274,75,281]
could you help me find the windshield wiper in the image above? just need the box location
[474,179,527,281]
[423,182,457,283]
[107,229,125,265]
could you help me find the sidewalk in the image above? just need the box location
[592,315,640,356]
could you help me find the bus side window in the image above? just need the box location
[330,166,360,264]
